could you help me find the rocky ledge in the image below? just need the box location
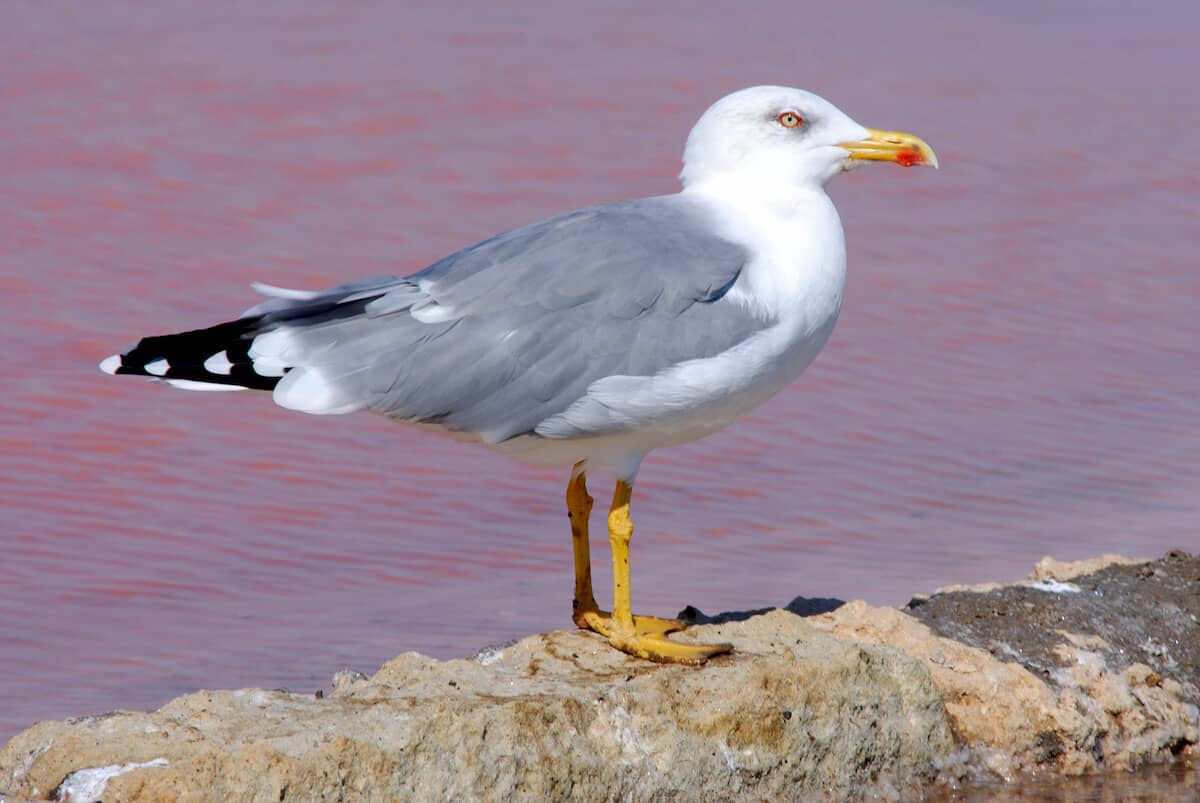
[2,552,1197,801]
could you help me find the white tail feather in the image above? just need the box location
[166,379,247,392]
[250,282,321,300]
[273,368,366,414]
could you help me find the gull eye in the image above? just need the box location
[777,111,803,128]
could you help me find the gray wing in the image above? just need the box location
[279,196,769,442]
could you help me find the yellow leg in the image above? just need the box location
[567,472,733,665]
[567,461,598,619]
[568,467,685,637]
[607,479,637,632]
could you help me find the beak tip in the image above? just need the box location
[907,142,939,170]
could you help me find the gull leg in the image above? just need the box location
[573,477,733,665]
[567,465,680,637]
[567,461,599,623]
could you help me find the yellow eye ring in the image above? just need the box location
[777,111,803,128]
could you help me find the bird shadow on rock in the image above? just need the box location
[677,595,846,625]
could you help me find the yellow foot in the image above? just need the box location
[574,609,733,665]
[575,608,685,637]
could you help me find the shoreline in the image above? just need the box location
[3,552,1197,801]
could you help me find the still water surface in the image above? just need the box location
[2,1,1197,756]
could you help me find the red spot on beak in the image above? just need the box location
[895,150,922,168]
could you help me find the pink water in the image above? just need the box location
[2,3,1197,743]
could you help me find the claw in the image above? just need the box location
[575,607,732,664]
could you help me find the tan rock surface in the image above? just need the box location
[929,553,1148,596]
[1029,554,1148,582]
[0,614,952,802]
[3,553,1196,801]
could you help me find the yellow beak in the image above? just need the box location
[838,128,939,168]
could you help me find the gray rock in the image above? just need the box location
[906,549,1200,692]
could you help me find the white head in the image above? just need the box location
[680,85,937,190]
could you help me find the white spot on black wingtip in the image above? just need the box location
[99,355,121,375]
[144,358,170,377]
[203,350,234,375]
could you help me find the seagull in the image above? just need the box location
[100,85,937,664]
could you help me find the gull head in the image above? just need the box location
[680,85,938,190]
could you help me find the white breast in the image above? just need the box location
[696,175,847,328]
[614,183,847,435]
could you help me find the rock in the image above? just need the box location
[902,549,1200,777]
[908,550,1200,693]
[810,602,1197,779]
[929,553,1151,597]
[1029,553,1148,582]
[0,614,952,802]
[2,552,1197,801]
